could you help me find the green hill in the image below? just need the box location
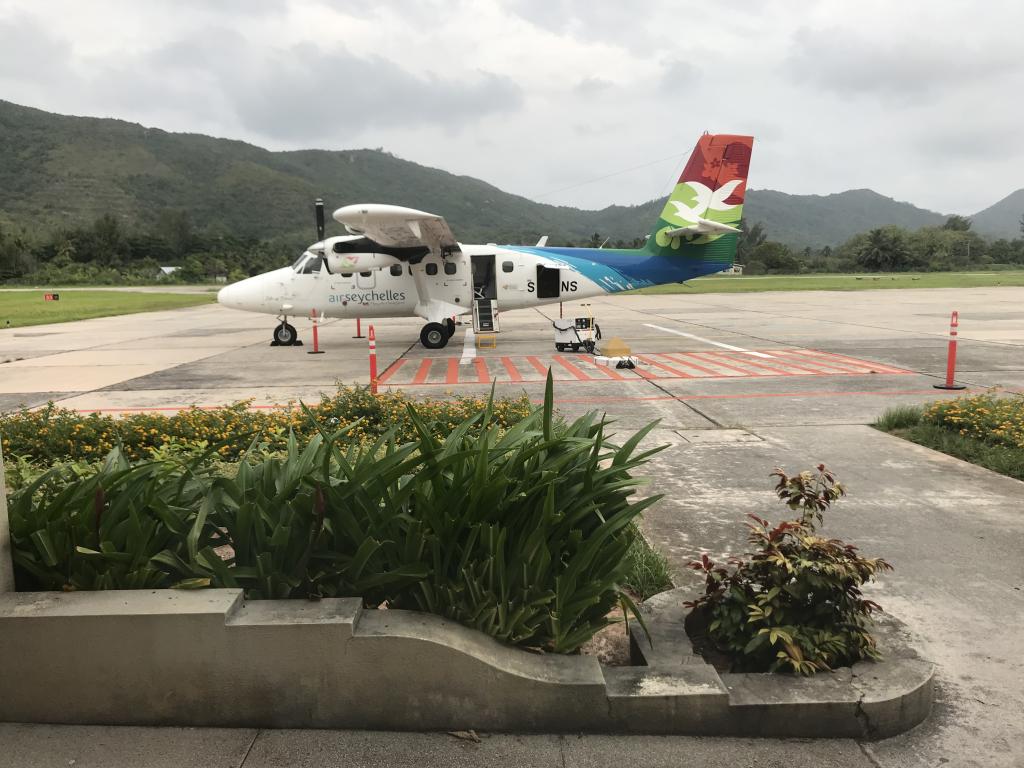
[745,189,946,248]
[0,99,651,247]
[970,189,1024,239]
[0,99,1014,249]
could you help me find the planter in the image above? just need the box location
[0,587,933,737]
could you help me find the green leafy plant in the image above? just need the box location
[686,465,892,675]
[159,427,431,600]
[7,375,664,655]
[7,448,216,590]
[383,375,665,652]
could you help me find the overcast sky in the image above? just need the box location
[1,0,1021,214]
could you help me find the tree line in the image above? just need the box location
[736,214,1024,274]
[0,211,297,285]
[2,211,1024,285]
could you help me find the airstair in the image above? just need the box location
[473,298,498,333]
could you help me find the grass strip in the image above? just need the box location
[0,290,215,328]
[623,524,674,600]
[874,403,1024,482]
[635,271,1024,294]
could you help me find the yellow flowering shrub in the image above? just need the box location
[0,388,533,464]
[923,393,1024,449]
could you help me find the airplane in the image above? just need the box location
[216,133,753,349]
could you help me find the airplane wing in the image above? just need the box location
[332,204,460,256]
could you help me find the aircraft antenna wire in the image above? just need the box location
[531,151,688,203]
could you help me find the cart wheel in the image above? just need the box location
[571,344,580,352]
[555,343,565,352]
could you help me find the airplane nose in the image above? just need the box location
[217,282,240,309]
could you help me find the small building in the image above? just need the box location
[156,266,180,279]
[717,264,744,275]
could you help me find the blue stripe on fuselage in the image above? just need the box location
[503,246,724,292]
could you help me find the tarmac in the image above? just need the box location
[1,286,1023,767]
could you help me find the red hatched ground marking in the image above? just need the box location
[787,348,909,374]
[578,358,630,380]
[377,349,911,386]
[474,357,490,384]
[446,358,460,385]
[501,356,524,382]
[375,358,408,385]
[552,355,591,380]
[411,358,433,385]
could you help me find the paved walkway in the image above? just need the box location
[638,424,1024,768]
[0,725,879,767]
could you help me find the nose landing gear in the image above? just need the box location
[271,318,302,346]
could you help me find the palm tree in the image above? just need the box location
[856,228,909,272]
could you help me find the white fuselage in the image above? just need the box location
[217,243,607,323]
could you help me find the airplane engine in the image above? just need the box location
[325,251,402,274]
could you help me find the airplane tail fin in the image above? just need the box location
[647,134,754,267]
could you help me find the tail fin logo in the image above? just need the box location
[649,134,753,253]
[665,179,744,226]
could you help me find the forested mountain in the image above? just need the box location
[0,99,1021,250]
[971,189,1024,239]
[745,189,946,248]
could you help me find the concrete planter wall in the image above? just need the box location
[0,587,933,738]
[0,447,14,593]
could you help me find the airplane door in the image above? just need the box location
[471,254,497,300]
[536,265,560,299]
[356,270,375,289]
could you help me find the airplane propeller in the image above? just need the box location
[314,198,325,242]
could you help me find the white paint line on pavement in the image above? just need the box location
[460,328,476,365]
[643,323,774,358]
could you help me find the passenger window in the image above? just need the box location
[502,261,514,273]
[390,264,403,276]
[444,261,457,275]
[359,271,371,277]
[426,263,438,276]
[340,272,353,278]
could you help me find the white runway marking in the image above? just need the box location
[643,323,774,358]
[460,328,476,365]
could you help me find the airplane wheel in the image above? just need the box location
[274,322,297,345]
[420,322,449,349]
[445,318,456,337]
[555,343,566,352]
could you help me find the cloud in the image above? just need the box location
[227,47,524,142]
[1,0,1023,214]
[574,77,614,95]
[786,24,1023,102]
[658,59,699,94]
[0,15,74,84]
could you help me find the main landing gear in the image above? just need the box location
[271,318,302,346]
[420,319,457,349]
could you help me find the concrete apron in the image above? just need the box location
[0,587,932,738]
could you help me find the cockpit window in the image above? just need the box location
[293,253,325,274]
